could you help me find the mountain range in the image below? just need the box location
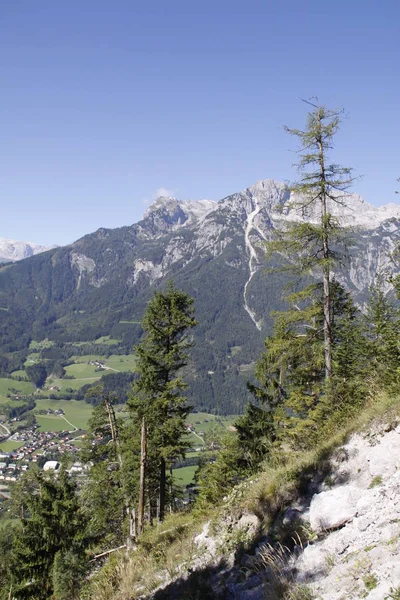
[0,238,53,263]
[1,180,400,413]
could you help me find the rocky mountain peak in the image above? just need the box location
[247,179,290,210]
[0,237,52,263]
[141,196,216,237]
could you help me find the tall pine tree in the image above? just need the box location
[128,281,197,522]
[11,469,88,599]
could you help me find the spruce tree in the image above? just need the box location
[11,469,88,599]
[128,281,197,522]
[364,276,400,388]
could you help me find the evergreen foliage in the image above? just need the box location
[81,392,127,547]
[25,363,47,388]
[269,100,355,379]
[127,281,197,521]
[9,469,89,599]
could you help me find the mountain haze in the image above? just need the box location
[1,180,400,413]
[0,237,53,263]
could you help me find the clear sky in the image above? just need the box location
[1,0,399,246]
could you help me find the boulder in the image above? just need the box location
[310,485,363,532]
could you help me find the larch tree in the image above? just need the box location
[269,99,355,379]
[128,281,197,522]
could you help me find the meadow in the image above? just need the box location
[0,439,25,452]
[0,378,34,396]
[35,399,93,430]
[173,465,198,487]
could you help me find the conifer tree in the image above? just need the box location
[81,392,128,547]
[11,469,88,599]
[269,100,355,379]
[364,276,400,388]
[128,281,197,522]
[243,280,364,449]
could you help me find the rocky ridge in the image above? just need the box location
[0,237,52,263]
[133,180,400,311]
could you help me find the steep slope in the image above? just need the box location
[0,180,399,413]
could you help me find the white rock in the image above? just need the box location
[310,485,363,532]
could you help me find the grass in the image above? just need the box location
[187,414,235,434]
[363,572,378,591]
[0,378,34,395]
[173,465,198,487]
[49,376,100,391]
[69,354,136,372]
[0,439,25,452]
[72,336,120,346]
[183,432,205,448]
[29,339,55,350]
[243,391,400,525]
[10,370,28,379]
[83,391,400,600]
[35,416,72,432]
[35,399,93,430]
[369,475,383,488]
[0,396,26,407]
[24,353,40,366]
[85,512,204,600]
[70,354,104,363]
[64,362,101,379]
[105,354,137,372]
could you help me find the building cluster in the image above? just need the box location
[0,427,80,481]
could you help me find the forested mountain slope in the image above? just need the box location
[1,180,399,413]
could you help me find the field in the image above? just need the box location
[65,362,101,379]
[72,336,120,346]
[173,465,198,487]
[68,353,136,373]
[105,354,137,371]
[35,399,93,431]
[35,415,73,432]
[0,379,34,396]
[49,376,101,392]
[0,396,26,407]
[10,370,27,379]
[0,439,25,452]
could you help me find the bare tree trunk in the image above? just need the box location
[318,129,332,380]
[323,259,332,378]
[104,396,135,548]
[130,508,136,540]
[158,457,166,522]
[321,190,332,379]
[138,417,147,535]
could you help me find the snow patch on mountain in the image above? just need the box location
[0,238,53,263]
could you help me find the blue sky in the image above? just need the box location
[1,0,399,246]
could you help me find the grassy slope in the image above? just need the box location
[35,399,93,430]
[86,391,400,600]
[0,379,34,395]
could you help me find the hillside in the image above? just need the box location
[1,180,400,413]
[86,394,400,600]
